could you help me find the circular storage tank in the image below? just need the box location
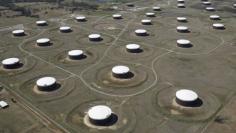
[213,23,225,29]
[88,105,113,126]
[76,16,86,22]
[126,3,134,7]
[146,12,155,17]
[113,14,122,19]
[135,29,148,36]
[177,0,185,3]
[1,57,21,69]
[36,20,47,26]
[141,19,152,25]
[209,15,220,20]
[202,1,211,5]
[177,17,187,22]
[234,4,236,8]
[153,6,161,11]
[60,26,72,33]
[206,7,215,11]
[126,44,142,53]
[177,3,185,8]
[88,34,102,41]
[68,50,85,60]
[36,38,50,46]
[177,39,192,48]
[112,65,131,79]
[36,77,57,91]
[176,26,189,32]
[12,30,25,36]
[175,89,199,107]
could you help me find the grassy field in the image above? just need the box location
[0,0,236,133]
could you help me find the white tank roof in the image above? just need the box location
[36,38,50,44]
[135,29,147,34]
[36,77,56,87]
[153,6,161,10]
[202,1,211,5]
[177,39,191,45]
[177,26,188,31]
[113,14,122,18]
[176,89,198,102]
[68,50,83,56]
[126,44,140,50]
[36,20,47,24]
[177,0,185,2]
[234,4,236,7]
[206,7,215,11]
[210,15,220,19]
[88,34,101,39]
[0,101,8,108]
[2,58,20,65]
[76,16,86,20]
[177,17,187,21]
[12,30,24,34]
[60,26,71,31]
[141,19,152,23]
[213,23,224,28]
[88,105,112,120]
[146,12,155,16]
[112,65,130,75]
[177,3,185,7]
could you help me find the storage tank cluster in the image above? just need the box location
[87,105,114,126]
[5,1,230,115]
[36,77,58,92]
[1,57,22,69]
[175,89,200,107]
